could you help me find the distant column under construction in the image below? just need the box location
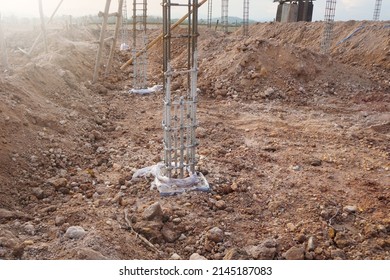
[132,0,148,89]
[373,0,382,21]
[221,0,229,33]
[243,0,249,36]
[120,0,129,50]
[320,0,336,54]
[207,0,212,28]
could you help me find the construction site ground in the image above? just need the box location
[0,20,389,260]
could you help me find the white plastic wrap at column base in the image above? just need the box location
[129,85,163,95]
[120,43,129,51]
[132,163,210,196]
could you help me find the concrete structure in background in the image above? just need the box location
[274,0,314,22]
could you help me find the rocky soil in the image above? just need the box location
[0,20,389,260]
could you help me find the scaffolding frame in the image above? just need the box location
[373,0,382,21]
[132,0,148,89]
[162,0,199,179]
[320,0,336,54]
[221,0,229,33]
[243,0,249,36]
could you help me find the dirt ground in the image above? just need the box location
[0,20,389,260]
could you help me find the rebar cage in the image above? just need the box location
[320,0,336,54]
[243,0,249,36]
[221,0,229,33]
[373,0,382,21]
[132,0,148,89]
[162,0,199,179]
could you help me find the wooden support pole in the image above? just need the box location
[92,0,111,83]
[38,0,48,53]
[105,0,124,77]
[120,0,208,70]
[28,0,64,56]
[0,13,10,70]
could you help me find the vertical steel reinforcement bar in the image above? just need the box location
[162,0,199,179]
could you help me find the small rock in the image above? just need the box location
[215,200,226,210]
[0,208,16,221]
[55,216,66,226]
[189,253,207,260]
[64,226,86,239]
[246,239,278,260]
[307,236,315,251]
[49,178,68,190]
[223,248,250,260]
[334,232,354,248]
[161,226,180,243]
[24,223,35,236]
[264,87,275,97]
[364,224,378,238]
[292,165,302,171]
[170,253,182,260]
[96,146,106,154]
[296,233,306,243]
[143,202,163,221]
[309,159,322,166]
[113,163,122,171]
[330,249,346,260]
[76,247,107,260]
[207,227,224,243]
[172,218,182,224]
[343,205,358,213]
[32,187,45,199]
[283,246,305,260]
[286,222,296,231]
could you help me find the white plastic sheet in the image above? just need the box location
[132,163,210,196]
[129,85,163,95]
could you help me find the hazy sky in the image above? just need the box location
[1,0,389,21]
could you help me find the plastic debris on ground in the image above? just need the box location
[132,163,210,196]
[129,85,163,95]
[120,43,129,51]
